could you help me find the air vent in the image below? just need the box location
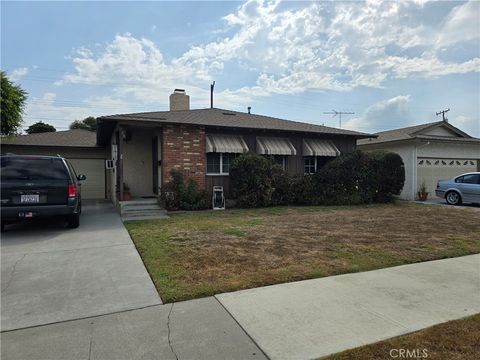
[222,112,236,116]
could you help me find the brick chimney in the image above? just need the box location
[169,89,190,111]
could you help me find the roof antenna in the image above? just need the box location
[210,81,215,109]
[436,108,450,122]
[323,109,354,129]
[247,106,251,114]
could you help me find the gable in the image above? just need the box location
[420,126,462,138]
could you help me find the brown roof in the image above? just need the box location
[1,129,98,147]
[97,107,373,144]
[358,121,479,145]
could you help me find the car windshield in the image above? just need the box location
[1,157,69,180]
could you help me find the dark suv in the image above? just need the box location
[1,155,85,231]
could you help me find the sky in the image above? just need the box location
[1,0,479,136]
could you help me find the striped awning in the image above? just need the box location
[256,137,297,155]
[206,134,249,153]
[303,139,340,157]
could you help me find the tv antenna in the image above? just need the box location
[436,108,450,122]
[323,110,355,129]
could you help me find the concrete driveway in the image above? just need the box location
[1,201,161,331]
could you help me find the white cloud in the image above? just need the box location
[450,115,480,138]
[9,67,28,81]
[56,1,479,110]
[23,92,140,132]
[436,1,480,48]
[344,95,413,133]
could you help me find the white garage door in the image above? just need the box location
[417,158,477,196]
[68,159,105,199]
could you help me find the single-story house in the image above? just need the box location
[1,129,109,199]
[357,121,480,200]
[96,89,372,203]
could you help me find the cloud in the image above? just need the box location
[9,67,28,81]
[344,95,413,133]
[450,115,480,138]
[436,1,480,48]
[23,92,140,131]
[56,1,479,110]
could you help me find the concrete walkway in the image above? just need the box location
[1,297,265,360]
[217,254,480,360]
[1,201,162,331]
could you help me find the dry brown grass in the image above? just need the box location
[126,202,480,302]
[326,314,480,360]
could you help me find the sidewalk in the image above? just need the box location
[217,254,480,360]
[2,255,479,360]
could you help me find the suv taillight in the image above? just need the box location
[68,183,78,198]
[436,182,440,189]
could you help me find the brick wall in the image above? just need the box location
[162,124,206,190]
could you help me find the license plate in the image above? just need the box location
[21,194,39,203]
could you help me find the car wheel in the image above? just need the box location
[67,213,80,228]
[446,191,462,206]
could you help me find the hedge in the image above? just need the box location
[229,150,405,207]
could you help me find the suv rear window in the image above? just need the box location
[1,157,69,180]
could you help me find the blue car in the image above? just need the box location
[435,172,480,205]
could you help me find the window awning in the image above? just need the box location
[206,134,249,153]
[256,137,297,155]
[303,139,340,157]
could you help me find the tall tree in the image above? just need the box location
[26,121,56,134]
[70,116,97,131]
[1,71,28,136]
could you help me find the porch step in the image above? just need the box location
[120,203,162,211]
[119,198,158,207]
[119,197,168,221]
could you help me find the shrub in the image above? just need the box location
[289,175,317,205]
[313,150,375,205]
[230,152,274,208]
[229,150,404,208]
[369,151,405,202]
[270,164,292,206]
[161,169,208,210]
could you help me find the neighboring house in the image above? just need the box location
[1,129,109,199]
[96,89,372,203]
[358,121,480,200]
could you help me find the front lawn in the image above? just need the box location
[125,202,480,303]
[326,314,480,360]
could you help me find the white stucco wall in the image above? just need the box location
[417,142,480,159]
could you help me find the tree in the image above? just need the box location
[26,121,56,134]
[1,71,28,136]
[70,116,97,131]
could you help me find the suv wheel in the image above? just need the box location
[67,213,80,228]
[446,191,462,206]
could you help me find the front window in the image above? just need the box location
[207,153,237,175]
[304,157,316,174]
[304,156,333,174]
[273,155,286,170]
